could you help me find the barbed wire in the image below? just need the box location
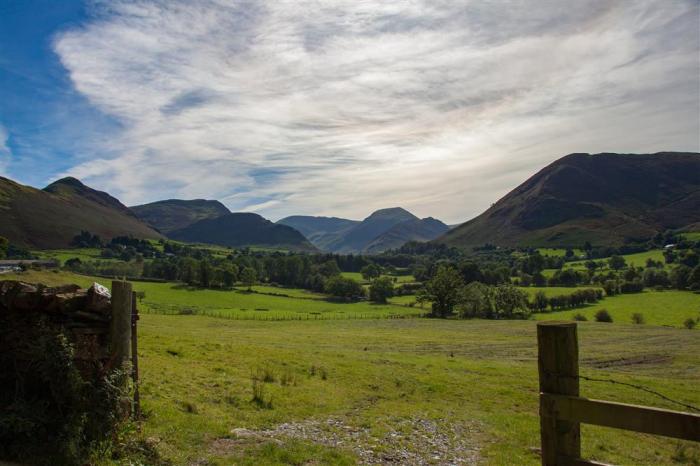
[544,371,700,413]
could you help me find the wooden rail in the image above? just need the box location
[537,322,700,466]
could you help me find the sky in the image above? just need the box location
[0,0,698,224]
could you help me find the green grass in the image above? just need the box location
[3,269,699,464]
[535,290,700,327]
[521,286,603,298]
[134,315,700,465]
[32,248,105,263]
[2,270,423,321]
[537,248,583,258]
[341,272,416,285]
[679,232,700,242]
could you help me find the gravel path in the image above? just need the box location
[217,416,481,465]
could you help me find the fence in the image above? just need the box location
[537,322,700,466]
[110,280,141,419]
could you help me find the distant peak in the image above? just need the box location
[365,207,417,221]
[45,176,85,189]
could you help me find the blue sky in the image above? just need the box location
[1,0,699,223]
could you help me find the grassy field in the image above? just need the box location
[3,269,700,464]
[341,272,416,285]
[134,315,700,465]
[32,248,105,263]
[535,290,700,327]
[1,270,423,320]
[536,248,583,258]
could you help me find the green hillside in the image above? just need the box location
[438,152,700,249]
[0,176,163,249]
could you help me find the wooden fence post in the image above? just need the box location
[131,291,141,420]
[110,281,132,367]
[538,322,581,465]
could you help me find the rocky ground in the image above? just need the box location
[210,416,481,465]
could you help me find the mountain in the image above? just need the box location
[0,176,164,249]
[276,215,359,239]
[276,215,359,250]
[437,152,700,249]
[320,207,418,253]
[131,199,230,234]
[285,207,448,253]
[168,212,316,251]
[363,217,450,253]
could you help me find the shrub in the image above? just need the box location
[572,313,588,321]
[0,316,129,465]
[684,318,697,329]
[631,313,645,324]
[594,309,613,323]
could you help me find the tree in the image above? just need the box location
[0,236,8,259]
[688,265,700,291]
[360,263,382,281]
[608,255,626,271]
[532,290,548,313]
[422,266,464,318]
[565,248,574,260]
[199,260,212,288]
[221,263,239,288]
[369,277,394,303]
[324,276,364,299]
[585,260,598,273]
[240,267,257,291]
[493,284,530,319]
[670,265,691,289]
[458,282,494,319]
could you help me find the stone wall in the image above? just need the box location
[0,280,114,374]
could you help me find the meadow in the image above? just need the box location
[2,269,699,465]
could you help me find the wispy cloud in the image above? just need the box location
[53,0,699,222]
[0,124,11,176]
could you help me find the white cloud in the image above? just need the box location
[54,0,700,222]
[0,124,11,176]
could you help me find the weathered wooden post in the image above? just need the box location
[110,281,132,366]
[131,291,141,420]
[537,322,581,465]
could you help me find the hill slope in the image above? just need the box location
[438,152,700,249]
[320,207,418,253]
[169,213,316,251]
[363,217,450,253]
[0,176,164,249]
[131,199,230,234]
[276,215,360,250]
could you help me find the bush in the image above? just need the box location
[594,309,613,323]
[684,318,697,329]
[572,313,588,321]
[0,316,128,465]
[631,313,645,324]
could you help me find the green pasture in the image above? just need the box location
[535,290,700,328]
[3,269,700,464]
[132,315,700,465]
[32,248,105,263]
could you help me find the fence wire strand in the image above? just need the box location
[545,371,700,413]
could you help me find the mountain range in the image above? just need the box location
[2,152,697,252]
[130,199,315,251]
[277,208,450,253]
[438,152,700,249]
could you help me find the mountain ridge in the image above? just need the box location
[0,176,164,248]
[436,152,700,249]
